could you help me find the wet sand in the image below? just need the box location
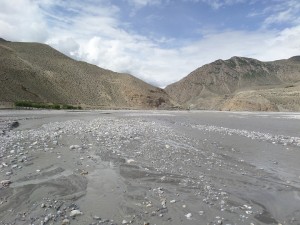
[0,110,300,225]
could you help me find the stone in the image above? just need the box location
[126,159,135,163]
[70,209,83,217]
[61,219,70,225]
[6,171,12,176]
[11,164,18,169]
[44,216,50,223]
[185,213,192,219]
[69,145,80,150]
[1,180,12,187]
[80,170,88,175]
[93,216,101,220]
[217,220,223,225]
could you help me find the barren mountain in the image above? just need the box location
[0,39,172,109]
[165,56,300,111]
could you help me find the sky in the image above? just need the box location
[1,0,300,87]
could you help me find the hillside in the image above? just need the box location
[165,56,300,111]
[0,39,172,109]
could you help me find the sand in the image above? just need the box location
[0,110,300,225]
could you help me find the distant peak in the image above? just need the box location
[229,56,252,61]
[0,37,8,42]
[288,56,300,62]
[229,56,241,60]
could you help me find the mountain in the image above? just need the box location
[0,38,8,42]
[165,56,300,111]
[0,40,173,109]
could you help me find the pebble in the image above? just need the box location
[126,159,135,163]
[61,219,70,225]
[70,209,83,217]
[80,170,88,175]
[44,216,50,223]
[93,216,101,220]
[69,145,80,150]
[217,220,223,225]
[1,180,12,187]
[11,164,18,169]
[170,200,176,203]
[185,213,192,219]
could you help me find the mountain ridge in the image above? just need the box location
[165,56,300,111]
[1,38,300,111]
[0,40,173,109]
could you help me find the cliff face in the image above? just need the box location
[0,40,172,109]
[165,56,300,111]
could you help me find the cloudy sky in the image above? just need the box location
[1,0,300,87]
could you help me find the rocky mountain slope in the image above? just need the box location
[0,38,172,109]
[165,56,300,111]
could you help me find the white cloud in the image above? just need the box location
[0,0,300,88]
[0,0,48,41]
[253,0,300,27]
[186,0,246,9]
[126,0,163,8]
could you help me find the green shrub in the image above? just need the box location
[15,101,81,110]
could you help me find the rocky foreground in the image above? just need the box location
[0,110,300,225]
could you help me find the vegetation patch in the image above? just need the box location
[15,101,82,110]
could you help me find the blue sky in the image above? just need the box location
[1,0,300,87]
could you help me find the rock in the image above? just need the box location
[146,203,152,207]
[70,209,83,217]
[93,216,101,220]
[61,219,70,225]
[69,145,80,150]
[44,216,50,223]
[126,159,135,163]
[11,164,18,169]
[217,220,223,225]
[122,220,128,224]
[80,170,88,175]
[10,121,19,129]
[1,180,12,187]
[185,213,192,219]
[170,200,176,203]
[41,203,46,208]
[6,171,12,176]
